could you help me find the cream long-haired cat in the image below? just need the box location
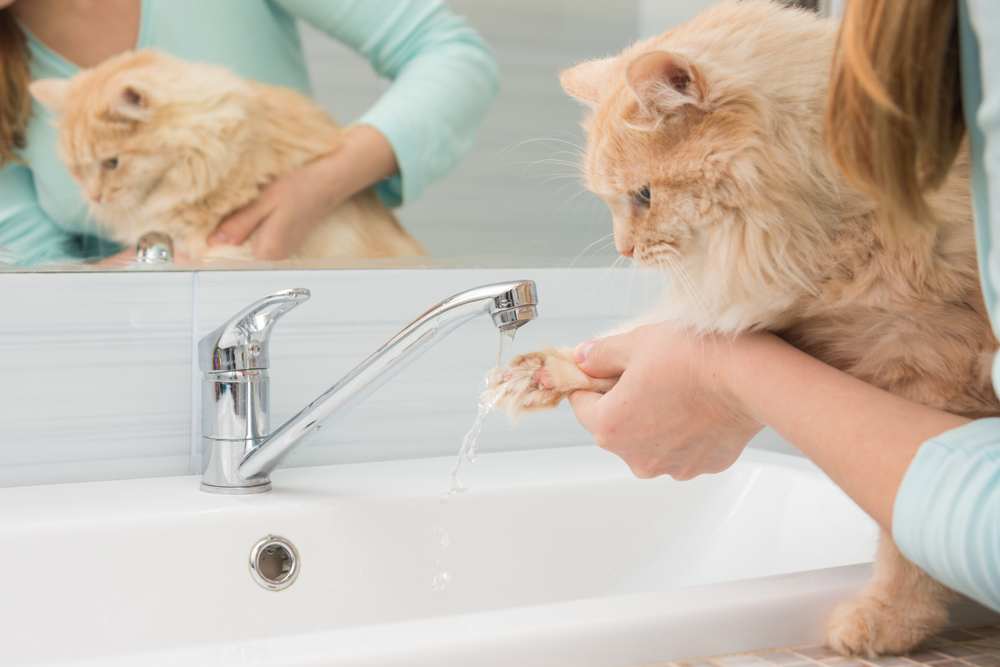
[497,0,999,658]
[29,49,424,260]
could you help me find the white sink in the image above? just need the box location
[2,446,879,667]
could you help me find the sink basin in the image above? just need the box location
[2,446,878,667]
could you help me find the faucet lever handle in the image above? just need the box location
[199,288,311,373]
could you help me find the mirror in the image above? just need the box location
[1,0,823,272]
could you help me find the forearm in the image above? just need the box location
[729,333,970,531]
[307,125,399,211]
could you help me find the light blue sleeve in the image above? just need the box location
[0,162,81,266]
[892,0,1000,613]
[271,0,500,207]
[893,421,1000,609]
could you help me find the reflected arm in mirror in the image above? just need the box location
[207,125,399,261]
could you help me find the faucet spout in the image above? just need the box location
[199,280,537,494]
[239,280,537,482]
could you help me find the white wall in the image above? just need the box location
[638,0,721,38]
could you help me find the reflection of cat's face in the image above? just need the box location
[30,50,248,226]
[59,110,174,221]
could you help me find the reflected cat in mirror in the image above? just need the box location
[29,50,424,261]
[496,0,999,657]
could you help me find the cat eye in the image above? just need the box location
[633,184,651,206]
[101,157,119,171]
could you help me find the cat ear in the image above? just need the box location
[29,79,70,114]
[560,57,616,106]
[110,83,153,122]
[625,50,705,110]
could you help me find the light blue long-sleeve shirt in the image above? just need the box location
[0,0,499,265]
[892,0,1000,612]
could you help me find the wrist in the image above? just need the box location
[304,125,399,216]
[714,331,777,429]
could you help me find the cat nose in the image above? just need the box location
[620,245,634,258]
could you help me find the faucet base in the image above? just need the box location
[200,481,272,495]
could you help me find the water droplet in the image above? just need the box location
[432,572,451,591]
[439,493,450,504]
[434,526,450,549]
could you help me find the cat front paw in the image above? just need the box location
[823,595,948,658]
[494,345,616,420]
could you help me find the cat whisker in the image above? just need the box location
[552,180,594,203]
[565,233,616,272]
[490,134,586,167]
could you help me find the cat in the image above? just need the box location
[29,49,424,261]
[496,0,999,657]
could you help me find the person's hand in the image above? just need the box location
[207,125,400,261]
[207,159,337,261]
[567,323,766,480]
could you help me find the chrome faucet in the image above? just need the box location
[198,280,538,494]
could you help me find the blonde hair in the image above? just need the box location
[825,0,964,232]
[0,8,30,167]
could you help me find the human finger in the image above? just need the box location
[209,197,271,246]
[567,389,604,434]
[573,333,635,379]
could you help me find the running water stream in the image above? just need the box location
[441,328,518,503]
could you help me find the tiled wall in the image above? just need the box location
[0,271,195,486]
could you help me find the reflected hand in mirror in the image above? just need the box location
[207,126,401,261]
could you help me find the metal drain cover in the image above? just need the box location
[249,535,300,591]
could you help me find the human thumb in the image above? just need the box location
[572,334,631,379]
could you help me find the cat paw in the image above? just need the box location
[494,345,615,420]
[823,596,947,658]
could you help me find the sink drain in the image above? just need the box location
[249,535,300,591]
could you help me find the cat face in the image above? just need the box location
[561,0,838,279]
[563,49,719,266]
[30,50,250,228]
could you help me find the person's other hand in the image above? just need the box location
[206,126,399,261]
[567,324,766,480]
[207,160,335,261]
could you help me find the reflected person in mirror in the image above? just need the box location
[0,0,498,266]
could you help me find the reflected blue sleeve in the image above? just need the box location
[0,162,80,266]
[271,0,499,207]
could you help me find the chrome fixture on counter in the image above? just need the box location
[135,232,174,264]
[198,281,539,494]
